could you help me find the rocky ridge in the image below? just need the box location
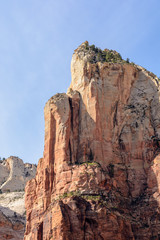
[0,156,36,193]
[25,42,160,239]
[0,156,36,240]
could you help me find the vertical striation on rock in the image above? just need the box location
[25,42,160,240]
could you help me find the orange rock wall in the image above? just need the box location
[25,44,160,239]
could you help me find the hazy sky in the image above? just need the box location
[0,0,160,164]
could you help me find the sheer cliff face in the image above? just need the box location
[25,43,160,240]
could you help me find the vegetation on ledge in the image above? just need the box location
[56,191,102,202]
[55,191,121,211]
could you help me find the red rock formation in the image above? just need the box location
[25,42,160,239]
[0,210,24,240]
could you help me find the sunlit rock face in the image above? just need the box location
[0,156,37,193]
[25,42,160,240]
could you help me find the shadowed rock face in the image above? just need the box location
[25,42,160,240]
[0,209,24,240]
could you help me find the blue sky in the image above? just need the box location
[0,0,160,164]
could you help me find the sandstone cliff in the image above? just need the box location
[0,157,36,240]
[25,42,160,240]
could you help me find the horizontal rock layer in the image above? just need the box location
[25,43,160,240]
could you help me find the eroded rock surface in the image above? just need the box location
[0,157,36,240]
[0,208,24,240]
[25,42,160,240]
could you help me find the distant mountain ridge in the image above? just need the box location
[0,156,36,193]
[0,156,36,240]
